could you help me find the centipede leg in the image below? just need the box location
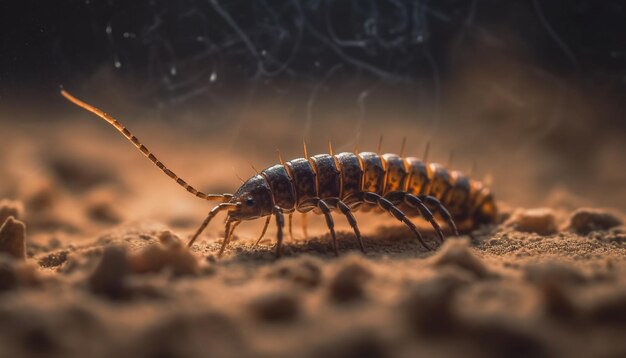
[288,213,294,241]
[420,195,459,237]
[317,200,339,256]
[218,219,239,257]
[363,192,434,251]
[187,203,233,248]
[336,200,365,253]
[274,206,285,258]
[301,212,309,239]
[403,194,446,243]
[253,216,271,248]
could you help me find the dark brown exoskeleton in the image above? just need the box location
[61,90,497,257]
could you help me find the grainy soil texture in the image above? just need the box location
[0,103,625,358]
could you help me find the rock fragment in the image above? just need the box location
[249,291,300,322]
[328,257,372,303]
[401,268,473,335]
[311,330,387,358]
[0,254,40,292]
[431,238,491,279]
[524,262,586,287]
[525,263,584,320]
[86,201,122,224]
[505,208,557,235]
[583,287,626,325]
[268,256,322,288]
[568,208,622,235]
[88,246,131,299]
[0,256,19,291]
[128,231,198,276]
[0,199,23,224]
[0,216,26,260]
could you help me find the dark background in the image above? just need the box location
[2,0,626,109]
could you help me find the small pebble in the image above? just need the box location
[431,238,491,279]
[132,312,245,357]
[583,287,626,325]
[462,318,547,358]
[328,258,372,303]
[526,263,583,320]
[311,330,387,358]
[524,262,586,286]
[25,185,57,212]
[0,199,23,224]
[0,254,39,292]
[401,268,473,335]
[568,208,623,235]
[128,231,198,276]
[88,246,131,299]
[268,257,322,288]
[249,291,300,322]
[0,216,27,260]
[86,202,122,224]
[505,208,557,235]
[0,256,19,291]
[456,282,541,322]
[47,156,115,191]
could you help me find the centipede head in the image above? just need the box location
[226,175,274,221]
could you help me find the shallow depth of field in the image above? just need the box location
[1,2,626,357]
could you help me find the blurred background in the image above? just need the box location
[1,0,625,214]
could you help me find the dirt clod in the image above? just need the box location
[328,257,372,303]
[86,201,122,224]
[268,256,322,288]
[0,254,40,292]
[47,155,116,192]
[0,257,19,292]
[462,319,548,358]
[505,208,557,235]
[524,262,585,318]
[0,199,23,224]
[401,268,473,335]
[312,330,388,358]
[0,216,26,260]
[524,262,586,286]
[88,246,131,299]
[583,287,626,325]
[128,231,198,276]
[568,208,623,235]
[249,291,300,322]
[431,238,491,279]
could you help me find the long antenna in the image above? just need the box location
[60,90,228,202]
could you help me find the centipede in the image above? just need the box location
[60,90,497,258]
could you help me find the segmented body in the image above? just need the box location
[260,152,495,224]
[61,90,497,258]
[249,152,497,252]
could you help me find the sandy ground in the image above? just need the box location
[1,94,626,358]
